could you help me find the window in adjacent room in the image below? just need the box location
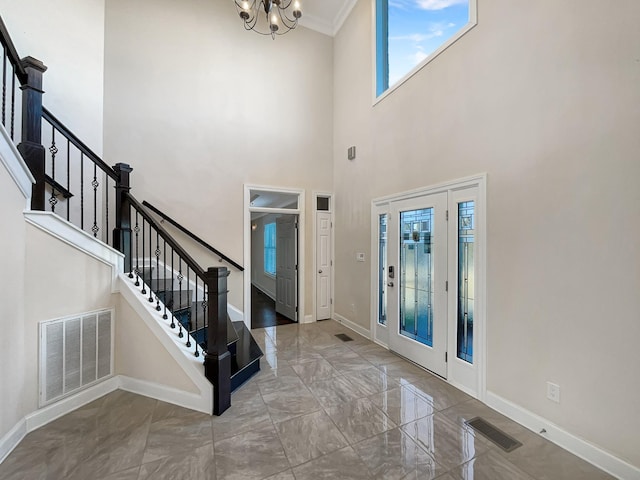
[376,0,476,97]
[264,222,276,276]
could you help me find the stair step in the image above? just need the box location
[174,302,239,348]
[229,321,263,391]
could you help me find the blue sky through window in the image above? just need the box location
[388,0,470,86]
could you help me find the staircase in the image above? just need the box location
[0,13,260,415]
[140,266,262,391]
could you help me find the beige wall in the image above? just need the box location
[333,0,640,467]
[103,0,334,315]
[0,156,28,443]
[0,0,106,154]
[22,224,116,414]
[114,296,199,394]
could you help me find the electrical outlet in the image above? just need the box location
[546,382,560,403]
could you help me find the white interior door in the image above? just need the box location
[316,212,332,320]
[276,215,298,321]
[387,192,448,378]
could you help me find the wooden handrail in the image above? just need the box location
[143,200,244,272]
[127,194,207,279]
[0,15,27,83]
[42,107,118,181]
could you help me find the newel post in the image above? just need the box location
[112,163,133,273]
[203,266,231,415]
[17,56,47,210]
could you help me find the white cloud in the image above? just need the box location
[412,50,429,65]
[415,0,467,11]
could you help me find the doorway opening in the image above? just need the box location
[244,186,305,330]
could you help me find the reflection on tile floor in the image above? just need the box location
[0,321,615,480]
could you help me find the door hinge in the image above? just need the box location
[445,352,448,362]
[330,298,333,305]
[296,306,299,312]
[445,280,448,292]
[295,223,299,229]
[446,210,449,221]
[295,264,298,271]
[330,260,333,266]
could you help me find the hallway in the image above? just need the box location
[0,321,613,480]
[251,284,295,329]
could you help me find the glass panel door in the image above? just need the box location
[388,192,448,378]
[399,208,434,346]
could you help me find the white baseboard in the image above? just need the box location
[0,418,27,465]
[26,376,120,433]
[333,313,372,340]
[301,314,314,324]
[119,376,210,414]
[485,391,640,480]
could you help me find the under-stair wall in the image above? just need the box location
[0,125,215,462]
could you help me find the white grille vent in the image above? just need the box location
[39,308,114,406]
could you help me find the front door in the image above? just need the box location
[387,192,448,378]
[276,215,298,321]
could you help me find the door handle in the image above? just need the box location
[387,281,394,287]
[318,269,323,274]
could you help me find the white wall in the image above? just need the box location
[0,0,106,155]
[103,0,334,314]
[21,224,116,415]
[333,0,640,469]
[0,137,29,447]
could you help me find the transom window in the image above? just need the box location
[376,0,476,97]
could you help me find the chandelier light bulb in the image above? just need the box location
[234,0,302,38]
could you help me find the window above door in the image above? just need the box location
[375,0,477,99]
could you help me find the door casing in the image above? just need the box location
[371,174,486,399]
[244,185,305,330]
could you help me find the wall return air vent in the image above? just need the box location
[39,308,114,407]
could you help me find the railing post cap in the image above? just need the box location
[206,266,230,277]
[20,56,47,72]
[113,163,133,173]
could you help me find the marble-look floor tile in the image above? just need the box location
[142,406,213,464]
[138,443,215,480]
[448,450,535,480]
[327,351,375,373]
[326,397,397,444]
[369,387,435,426]
[292,446,373,480]
[275,409,349,466]
[353,427,441,480]
[214,422,290,479]
[97,466,141,480]
[307,375,372,408]
[263,384,323,423]
[401,413,489,471]
[264,470,296,480]
[496,433,617,480]
[291,358,341,384]
[404,376,472,411]
[342,366,400,395]
[376,362,433,384]
[211,390,271,442]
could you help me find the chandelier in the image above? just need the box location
[234,0,302,38]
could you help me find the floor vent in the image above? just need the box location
[465,417,523,452]
[39,308,114,407]
[335,333,353,342]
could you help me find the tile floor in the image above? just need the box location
[0,320,615,480]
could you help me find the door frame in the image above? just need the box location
[244,184,306,330]
[313,191,334,322]
[370,174,487,400]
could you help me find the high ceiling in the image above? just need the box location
[297,0,357,36]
